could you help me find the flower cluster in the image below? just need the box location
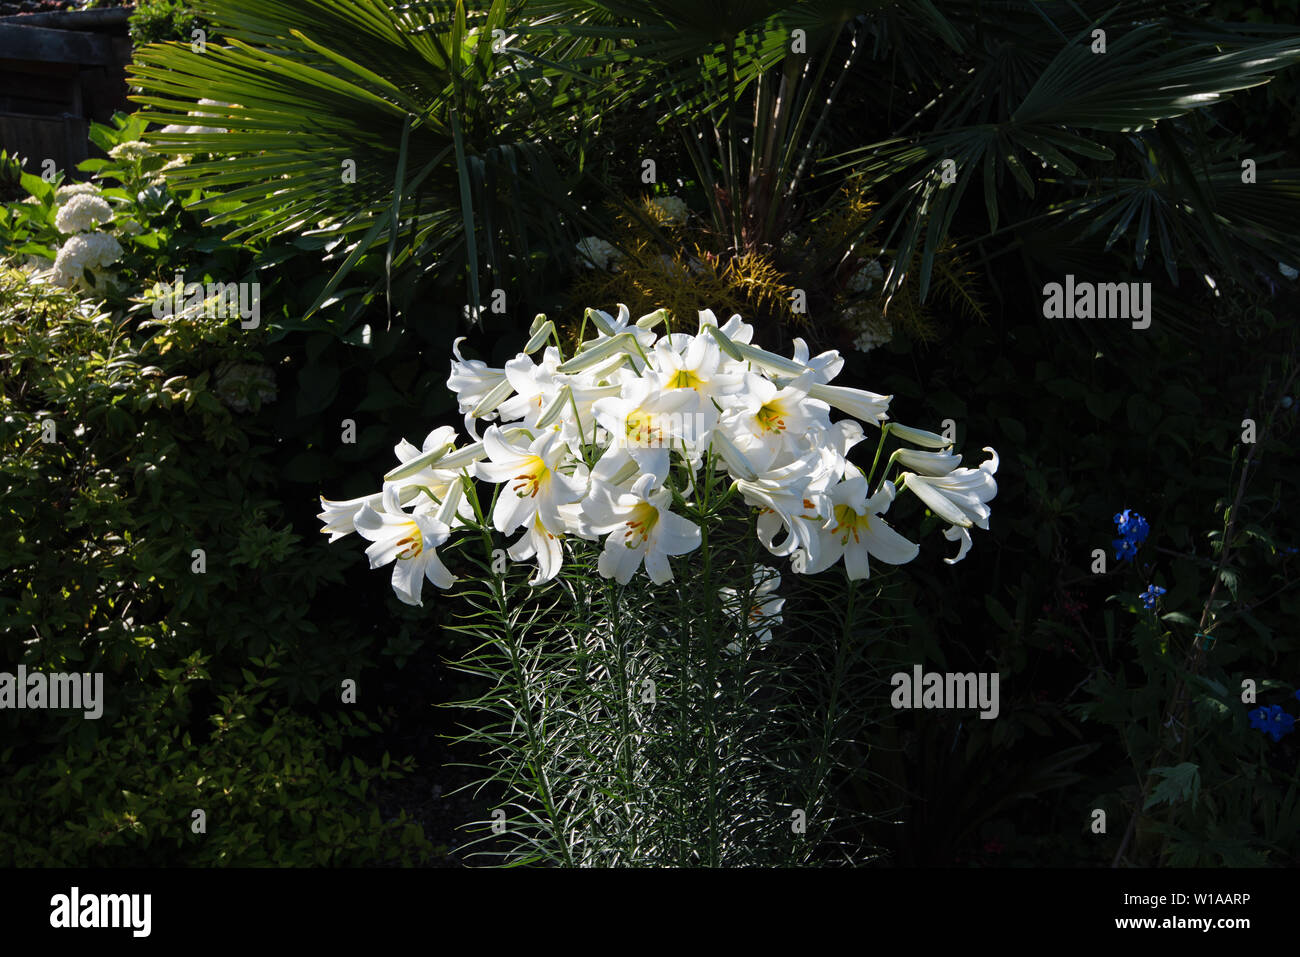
[847,260,884,295]
[1112,508,1149,562]
[54,194,113,235]
[575,236,621,270]
[320,305,998,606]
[107,141,155,162]
[1248,701,1296,742]
[650,195,689,225]
[50,232,123,289]
[842,302,892,354]
[54,182,100,202]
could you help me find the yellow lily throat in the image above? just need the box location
[395,521,424,560]
[755,401,788,433]
[831,504,871,545]
[625,410,666,447]
[622,503,659,548]
[666,368,704,390]
[511,455,548,498]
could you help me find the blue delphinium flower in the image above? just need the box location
[1140,584,1166,610]
[1112,509,1150,562]
[1248,704,1296,742]
[1115,509,1150,544]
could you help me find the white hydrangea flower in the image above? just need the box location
[575,236,621,270]
[847,259,885,294]
[108,141,154,162]
[650,195,689,224]
[54,194,113,234]
[842,303,892,353]
[54,182,100,202]
[148,156,189,188]
[50,231,123,288]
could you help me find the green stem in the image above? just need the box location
[464,479,575,867]
[607,576,640,865]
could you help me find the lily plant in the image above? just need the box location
[320,304,998,606]
[318,303,999,866]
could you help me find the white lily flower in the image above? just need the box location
[497,347,565,426]
[699,309,755,347]
[901,447,999,529]
[943,524,974,564]
[381,429,483,523]
[804,419,868,477]
[317,490,386,542]
[585,473,702,584]
[804,477,919,579]
[447,338,508,438]
[721,565,785,652]
[592,374,702,474]
[476,426,587,534]
[894,447,962,476]
[790,338,845,383]
[353,486,455,605]
[650,333,744,402]
[507,514,566,585]
[319,429,457,543]
[724,370,831,465]
[805,381,892,426]
[736,448,835,561]
[888,422,953,449]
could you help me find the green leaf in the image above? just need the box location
[1144,763,1200,811]
[984,595,1015,633]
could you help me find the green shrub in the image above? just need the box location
[129,0,208,46]
[0,109,438,864]
[0,650,429,866]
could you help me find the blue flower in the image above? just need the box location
[1140,584,1166,610]
[1112,508,1150,562]
[1249,704,1295,743]
[1113,537,1138,562]
[1249,706,1271,732]
[1114,509,1149,542]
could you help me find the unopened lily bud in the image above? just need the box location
[470,378,517,419]
[384,443,454,482]
[523,317,555,354]
[888,422,952,448]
